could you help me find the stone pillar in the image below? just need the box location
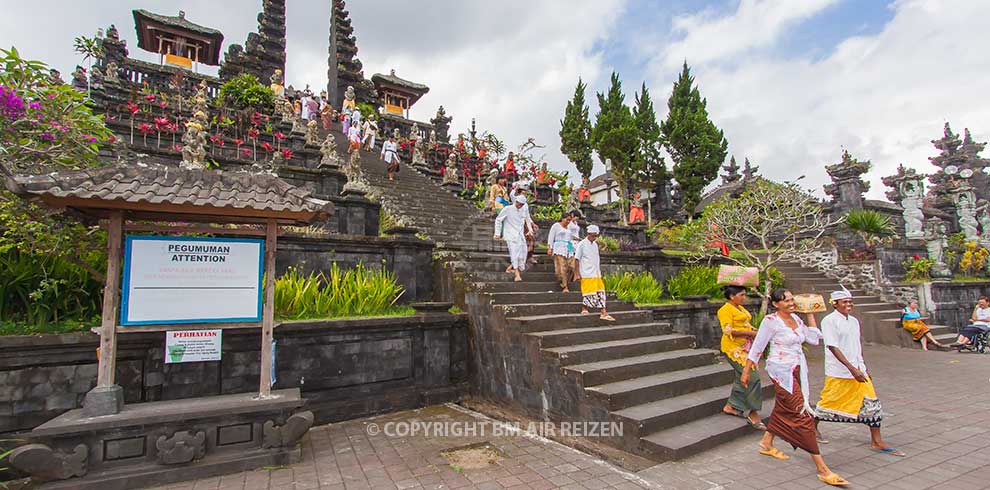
[824,149,870,212]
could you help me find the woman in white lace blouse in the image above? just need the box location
[740,289,849,487]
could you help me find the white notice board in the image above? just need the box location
[120,236,263,325]
[165,329,222,363]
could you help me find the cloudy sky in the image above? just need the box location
[2,0,988,199]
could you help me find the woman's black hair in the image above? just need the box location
[722,285,746,300]
[769,288,791,309]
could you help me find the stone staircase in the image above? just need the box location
[327,131,503,251]
[331,127,775,461]
[776,262,956,348]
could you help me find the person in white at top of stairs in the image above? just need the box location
[494,194,530,282]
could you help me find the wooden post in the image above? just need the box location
[258,218,278,398]
[97,211,124,388]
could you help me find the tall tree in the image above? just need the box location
[591,72,639,223]
[559,78,594,181]
[661,62,728,215]
[632,82,667,224]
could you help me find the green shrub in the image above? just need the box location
[665,265,722,300]
[274,263,406,320]
[217,74,274,111]
[0,250,102,329]
[597,236,619,252]
[604,271,664,304]
[845,209,896,248]
[762,266,786,291]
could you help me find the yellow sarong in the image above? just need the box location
[816,376,882,427]
[901,318,930,341]
[580,277,605,295]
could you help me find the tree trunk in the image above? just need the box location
[759,277,772,318]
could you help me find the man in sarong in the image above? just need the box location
[494,194,530,282]
[546,214,575,292]
[574,225,615,321]
[815,289,905,456]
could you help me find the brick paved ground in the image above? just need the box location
[150,345,990,490]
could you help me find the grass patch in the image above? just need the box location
[449,305,464,314]
[0,319,97,336]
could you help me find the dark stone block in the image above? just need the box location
[103,436,146,461]
[217,423,253,446]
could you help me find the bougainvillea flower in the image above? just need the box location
[281,149,293,160]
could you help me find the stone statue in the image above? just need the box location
[341,85,356,114]
[104,62,119,83]
[88,65,104,90]
[409,123,420,141]
[345,144,363,183]
[978,200,990,248]
[70,66,87,91]
[412,134,427,166]
[900,179,925,240]
[393,128,401,140]
[291,112,307,134]
[106,24,119,41]
[953,186,980,242]
[269,69,285,97]
[319,135,341,167]
[925,217,952,279]
[429,129,437,146]
[305,120,319,146]
[442,153,459,185]
[193,80,208,115]
[180,121,207,169]
[48,68,63,85]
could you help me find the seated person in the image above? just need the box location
[901,299,943,351]
[955,296,990,346]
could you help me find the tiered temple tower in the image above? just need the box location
[824,149,870,211]
[218,0,286,83]
[327,0,376,108]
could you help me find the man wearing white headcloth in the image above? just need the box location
[814,288,904,456]
[494,194,530,282]
[574,225,615,321]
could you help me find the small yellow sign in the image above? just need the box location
[165,53,193,69]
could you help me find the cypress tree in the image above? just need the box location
[591,72,639,221]
[660,62,728,215]
[559,78,594,181]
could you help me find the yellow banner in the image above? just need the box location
[165,53,193,69]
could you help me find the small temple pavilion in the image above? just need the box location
[132,9,225,69]
[371,69,429,119]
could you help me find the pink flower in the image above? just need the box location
[281,149,293,159]
[127,102,139,115]
[248,128,259,139]
[173,144,182,152]
[138,123,153,135]
[235,138,243,146]
[261,141,274,152]
[912,254,921,261]
[241,148,252,158]
[144,93,156,102]
[274,132,285,141]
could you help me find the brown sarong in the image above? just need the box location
[767,366,819,455]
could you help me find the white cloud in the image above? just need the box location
[644,0,990,199]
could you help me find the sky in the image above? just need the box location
[1,0,988,200]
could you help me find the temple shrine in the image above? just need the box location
[371,69,430,119]
[132,10,224,70]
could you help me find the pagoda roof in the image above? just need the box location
[133,9,224,65]
[4,163,332,225]
[372,69,429,103]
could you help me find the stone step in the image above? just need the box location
[543,334,696,367]
[640,410,769,461]
[528,323,670,349]
[565,348,714,386]
[470,271,559,282]
[862,309,907,317]
[612,383,775,438]
[498,301,638,317]
[489,291,617,305]
[508,310,655,333]
[854,302,900,313]
[587,363,735,411]
[477,281,579,293]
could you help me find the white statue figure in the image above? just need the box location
[978,200,990,248]
[341,85,356,114]
[429,129,437,146]
[899,178,925,239]
[192,80,208,115]
[393,127,401,140]
[305,120,320,146]
[409,123,420,141]
[104,62,119,83]
[180,121,207,169]
[925,217,952,279]
[320,134,340,167]
[954,188,980,242]
[442,153,459,185]
[412,134,427,166]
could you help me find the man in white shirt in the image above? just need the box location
[362,119,378,151]
[574,225,615,321]
[546,214,575,292]
[494,194,530,282]
[815,289,904,456]
[511,186,538,264]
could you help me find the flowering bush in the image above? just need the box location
[902,255,935,282]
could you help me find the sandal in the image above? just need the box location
[758,446,789,460]
[817,472,850,486]
[816,434,830,444]
[748,419,767,430]
[872,447,906,457]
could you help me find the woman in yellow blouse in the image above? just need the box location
[717,285,764,429]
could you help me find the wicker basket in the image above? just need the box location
[793,293,827,313]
